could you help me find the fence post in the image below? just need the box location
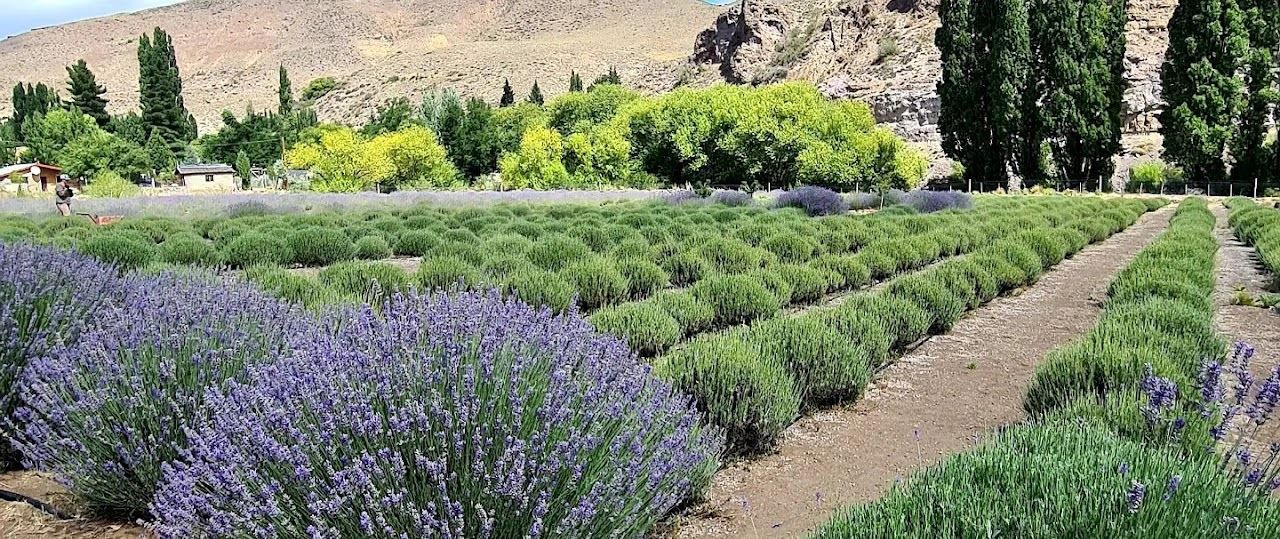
[968,178,973,193]
[1230,184,1234,197]
[1255,178,1259,198]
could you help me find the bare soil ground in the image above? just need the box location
[670,207,1174,539]
[0,471,145,538]
[1209,204,1280,445]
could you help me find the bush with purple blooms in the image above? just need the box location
[773,186,850,216]
[709,190,754,207]
[151,290,722,538]
[13,272,314,515]
[899,190,974,213]
[662,190,704,205]
[0,243,127,468]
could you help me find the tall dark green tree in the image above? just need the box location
[500,79,516,107]
[1229,0,1278,186]
[527,81,545,106]
[144,130,176,176]
[278,65,294,117]
[138,27,195,148]
[1160,0,1248,183]
[234,149,252,188]
[66,60,110,127]
[10,83,61,137]
[453,98,499,176]
[1023,0,1128,186]
[936,0,1032,187]
[569,71,584,92]
[590,67,622,90]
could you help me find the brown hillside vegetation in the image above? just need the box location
[0,0,722,131]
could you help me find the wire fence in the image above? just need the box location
[925,178,1280,198]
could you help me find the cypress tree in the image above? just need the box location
[278,65,294,117]
[1230,0,1278,186]
[500,79,516,107]
[527,81,544,105]
[66,60,110,128]
[1160,0,1248,183]
[235,149,252,188]
[145,130,175,176]
[936,0,1031,188]
[138,27,195,148]
[10,83,61,137]
[1025,0,1127,187]
[590,67,622,89]
[569,71,584,92]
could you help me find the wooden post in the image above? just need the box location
[1255,177,1259,198]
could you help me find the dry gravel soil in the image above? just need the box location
[671,206,1175,538]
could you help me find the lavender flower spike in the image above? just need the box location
[1126,480,1146,513]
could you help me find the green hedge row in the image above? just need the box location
[656,197,1154,456]
[1226,197,1280,288]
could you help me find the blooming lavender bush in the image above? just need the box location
[899,190,974,213]
[0,243,127,468]
[662,190,704,206]
[14,272,314,514]
[151,290,721,538]
[708,190,754,207]
[773,186,849,216]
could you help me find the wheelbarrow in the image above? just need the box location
[76,213,123,226]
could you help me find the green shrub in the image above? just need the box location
[692,274,781,327]
[774,264,829,304]
[417,256,484,291]
[77,233,156,271]
[589,303,682,356]
[482,254,536,279]
[393,230,441,257]
[616,258,670,299]
[610,238,656,261]
[852,295,932,349]
[885,275,966,333]
[528,234,592,271]
[1010,230,1068,267]
[746,317,871,407]
[745,268,794,306]
[661,250,711,286]
[286,227,356,267]
[157,237,219,267]
[760,232,819,264]
[812,255,871,290]
[856,250,898,280]
[654,335,801,456]
[502,268,575,313]
[354,236,393,260]
[697,238,765,274]
[432,241,484,266]
[242,265,344,309]
[810,422,1280,537]
[482,234,534,256]
[812,307,892,367]
[83,170,140,198]
[559,258,629,310]
[317,261,412,303]
[220,232,292,268]
[650,291,716,336]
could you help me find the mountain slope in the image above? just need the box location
[0,0,722,131]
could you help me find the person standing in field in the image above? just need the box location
[55,175,74,217]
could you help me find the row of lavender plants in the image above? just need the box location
[655,196,1161,456]
[664,186,974,216]
[1226,197,1280,289]
[0,241,722,536]
[811,198,1280,536]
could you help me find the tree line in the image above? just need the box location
[938,0,1280,193]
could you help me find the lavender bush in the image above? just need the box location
[13,272,314,514]
[152,290,722,538]
[899,191,974,213]
[0,243,127,468]
[846,192,881,210]
[662,190,704,206]
[773,186,849,216]
[708,190,754,207]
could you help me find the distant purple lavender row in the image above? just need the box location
[773,186,850,216]
[152,289,721,538]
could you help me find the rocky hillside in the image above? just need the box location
[0,0,721,132]
[686,0,1177,156]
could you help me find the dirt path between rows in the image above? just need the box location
[1208,203,1280,444]
[670,206,1174,539]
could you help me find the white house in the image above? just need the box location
[176,164,238,192]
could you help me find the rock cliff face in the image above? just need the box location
[688,0,1178,161]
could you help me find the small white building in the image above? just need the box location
[0,162,77,194]
[176,164,238,192]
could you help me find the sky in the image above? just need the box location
[1,0,185,39]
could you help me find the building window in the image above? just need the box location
[205,174,214,182]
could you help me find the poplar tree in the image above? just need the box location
[936,0,1031,187]
[66,60,110,128]
[278,65,294,117]
[1024,0,1128,186]
[138,27,195,148]
[1160,0,1248,183]
[1230,0,1278,185]
[569,71,584,92]
[10,83,61,136]
[500,79,516,107]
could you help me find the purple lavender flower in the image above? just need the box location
[150,289,722,538]
[1126,480,1146,513]
[1198,359,1225,417]
[1118,462,1130,475]
[900,190,974,213]
[773,186,850,217]
[1163,475,1181,502]
[709,190,754,207]
[1139,365,1178,425]
[13,271,314,514]
[662,190,703,206]
[1245,367,1279,425]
